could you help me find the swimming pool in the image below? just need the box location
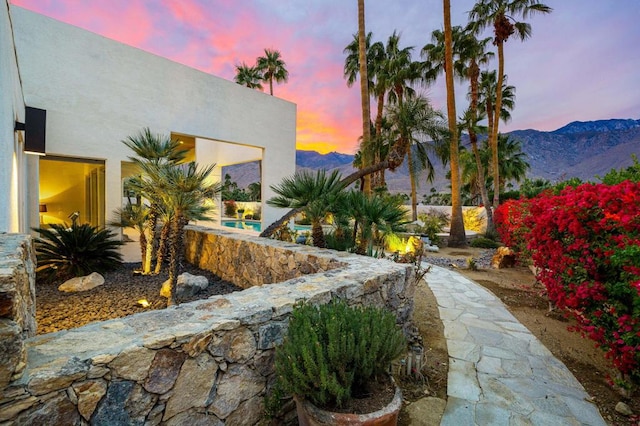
[220,220,311,233]
[221,220,261,232]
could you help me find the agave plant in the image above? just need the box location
[34,223,123,281]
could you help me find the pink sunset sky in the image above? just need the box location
[10,0,640,154]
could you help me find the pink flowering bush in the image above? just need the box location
[496,182,640,388]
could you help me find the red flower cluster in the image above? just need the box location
[496,182,640,386]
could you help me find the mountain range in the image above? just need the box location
[223,118,640,195]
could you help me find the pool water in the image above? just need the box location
[220,220,312,233]
[221,220,261,232]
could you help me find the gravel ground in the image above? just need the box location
[423,248,496,269]
[36,263,240,335]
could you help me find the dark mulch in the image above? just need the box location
[36,263,240,335]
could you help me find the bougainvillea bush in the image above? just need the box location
[496,182,640,388]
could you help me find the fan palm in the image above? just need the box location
[343,191,408,255]
[234,62,264,90]
[267,170,346,248]
[143,161,220,305]
[122,128,188,274]
[256,49,289,96]
[34,223,123,281]
[109,203,149,267]
[386,96,447,221]
[469,0,552,207]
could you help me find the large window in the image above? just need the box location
[39,156,105,228]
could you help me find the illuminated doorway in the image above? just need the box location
[39,156,106,228]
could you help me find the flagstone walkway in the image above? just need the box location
[424,264,607,426]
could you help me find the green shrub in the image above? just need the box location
[223,200,237,217]
[470,237,501,249]
[415,210,448,244]
[34,223,123,282]
[275,300,406,409]
[324,228,355,252]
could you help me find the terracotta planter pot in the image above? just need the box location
[294,383,402,426]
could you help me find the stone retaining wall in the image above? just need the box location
[0,234,36,392]
[0,228,415,425]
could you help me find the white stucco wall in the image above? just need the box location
[0,0,35,233]
[9,6,296,230]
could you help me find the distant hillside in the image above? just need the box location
[223,118,640,195]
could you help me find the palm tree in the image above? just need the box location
[386,96,447,221]
[356,0,373,194]
[343,190,408,255]
[122,128,188,274]
[458,28,496,234]
[234,62,264,90]
[256,48,289,96]
[424,24,496,235]
[142,161,220,305]
[267,170,346,248]
[469,0,552,207]
[344,32,386,191]
[109,203,149,268]
[443,0,466,247]
[463,134,530,198]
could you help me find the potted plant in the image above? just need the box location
[274,299,406,425]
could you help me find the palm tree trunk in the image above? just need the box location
[139,231,147,269]
[166,214,183,307]
[311,220,326,248]
[443,0,466,248]
[358,0,372,195]
[408,150,418,222]
[154,221,170,274]
[469,63,495,236]
[492,42,505,208]
[143,205,159,274]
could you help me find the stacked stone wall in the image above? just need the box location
[0,228,415,424]
[0,234,36,392]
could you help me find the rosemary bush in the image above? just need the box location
[275,300,406,409]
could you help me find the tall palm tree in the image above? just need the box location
[267,170,345,248]
[458,28,496,234]
[122,128,188,274]
[256,48,289,96]
[469,0,552,207]
[357,0,373,194]
[386,96,447,221]
[142,161,220,306]
[443,0,466,247]
[234,62,264,90]
[344,32,386,191]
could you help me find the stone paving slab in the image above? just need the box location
[424,264,606,426]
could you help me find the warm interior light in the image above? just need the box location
[137,299,150,308]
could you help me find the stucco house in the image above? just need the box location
[0,1,296,235]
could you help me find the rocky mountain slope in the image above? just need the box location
[223,118,640,194]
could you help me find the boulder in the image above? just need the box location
[58,272,105,292]
[160,273,209,299]
[491,246,516,269]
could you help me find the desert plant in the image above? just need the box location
[223,200,237,217]
[415,210,448,244]
[470,236,501,249]
[34,223,123,281]
[275,300,406,409]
